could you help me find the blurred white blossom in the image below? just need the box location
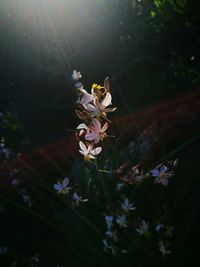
[54,177,71,194]
[72,70,82,81]
[116,215,128,228]
[105,215,114,230]
[72,192,88,206]
[158,241,171,256]
[22,190,32,207]
[79,141,102,161]
[121,198,136,213]
[136,219,149,236]
[151,165,174,186]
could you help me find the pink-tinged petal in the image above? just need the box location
[85,104,97,112]
[94,99,101,110]
[80,94,93,105]
[79,141,87,152]
[78,89,94,105]
[91,147,102,156]
[93,136,100,144]
[85,132,98,141]
[92,118,101,131]
[77,123,88,130]
[79,88,87,94]
[101,93,112,107]
[102,122,109,132]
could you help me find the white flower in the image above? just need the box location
[158,241,171,256]
[54,177,71,194]
[85,118,108,144]
[30,254,40,264]
[136,219,149,235]
[22,190,32,207]
[102,239,112,252]
[116,215,128,228]
[121,198,136,212]
[105,230,118,241]
[155,224,164,232]
[72,192,88,206]
[76,123,88,136]
[105,215,114,230]
[0,139,10,159]
[72,70,82,81]
[85,92,116,118]
[151,165,174,186]
[79,141,102,161]
[102,239,116,255]
[116,183,125,191]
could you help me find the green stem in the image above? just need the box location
[94,159,111,205]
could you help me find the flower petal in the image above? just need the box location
[54,184,61,191]
[103,107,117,113]
[102,122,109,132]
[101,93,112,107]
[77,123,88,130]
[63,177,69,187]
[92,118,101,131]
[79,141,87,152]
[91,147,102,156]
[79,150,86,155]
[88,154,95,159]
[85,132,98,141]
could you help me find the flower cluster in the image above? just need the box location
[136,219,149,236]
[101,159,178,255]
[0,137,10,161]
[102,198,136,254]
[72,71,116,161]
[70,71,179,258]
[54,177,88,206]
[114,159,178,187]
[155,224,174,256]
[114,162,148,185]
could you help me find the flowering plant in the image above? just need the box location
[73,72,116,161]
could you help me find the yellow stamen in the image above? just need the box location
[92,83,104,90]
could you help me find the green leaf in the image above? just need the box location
[150,11,156,17]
